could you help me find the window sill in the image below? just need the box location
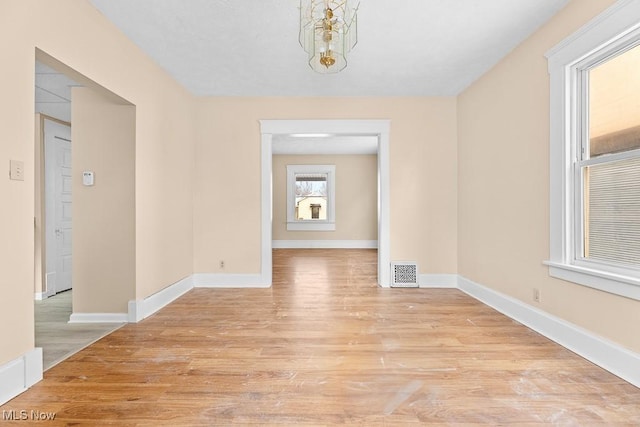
[287,221,336,231]
[544,260,640,301]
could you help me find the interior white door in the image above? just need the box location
[44,119,72,294]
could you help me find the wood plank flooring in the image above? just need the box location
[2,249,639,425]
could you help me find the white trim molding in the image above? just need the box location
[128,275,194,323]
[69,313,128,324]
[193,273,270,288]
[34,290,53,301]
[0,348,43,406]
[272,240,378,249]
[545,261,640,301]
[260,119,391,288]
[419,274,458,288]
[545,0,639,66]
[458,276,640,388]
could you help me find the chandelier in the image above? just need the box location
[299,0,359,73]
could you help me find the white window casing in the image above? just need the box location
[545,0,640,301]
[286,164,336,231]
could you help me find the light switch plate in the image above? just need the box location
[10,160,24,181]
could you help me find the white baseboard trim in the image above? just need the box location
[0,348,43,406]
[68,313,128,323]
[419,274,458,288]
[34,290,53,301]
[193,273,270,288]
[272,240,378,249]
[458,275,640,388]
[128,275,194,323]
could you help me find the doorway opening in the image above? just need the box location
[41,117,73,297]
[260,120,391,287]
[34,49,135,368]
[35,57,78,300]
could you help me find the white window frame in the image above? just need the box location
[545,0,640,301]
[286,164,336,231]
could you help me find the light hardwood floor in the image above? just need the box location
[3,249,639,425]
[35,290,124,370]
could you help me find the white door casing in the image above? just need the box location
[44,119,72,294]
[260,119,391,287]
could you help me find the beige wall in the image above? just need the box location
[0,0,195,366]
[194,97,458,275]
[71,87,135,313]
[457,0,640,352]
[272,154,377,241]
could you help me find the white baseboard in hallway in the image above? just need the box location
[193,273,270,288]
[34,290,53,301]
[128,275,194,323]
[419,274,458,288]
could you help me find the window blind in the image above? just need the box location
[296,174,327,182]
[586,155,640,267]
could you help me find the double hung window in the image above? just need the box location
[575,43,640,272]
[286,165,335,231]
[546,4,640,300]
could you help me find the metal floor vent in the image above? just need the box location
[391,262,419,287]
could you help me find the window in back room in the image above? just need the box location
[286,164,335,231]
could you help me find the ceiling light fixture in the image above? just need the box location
[299,0,359,74]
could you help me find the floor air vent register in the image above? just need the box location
[390,262,419,288]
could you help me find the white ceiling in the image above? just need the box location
[87,0,569,97]
[35,1,570,150]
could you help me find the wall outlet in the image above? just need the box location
[220,260,225,269]
[533,288,541,303]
